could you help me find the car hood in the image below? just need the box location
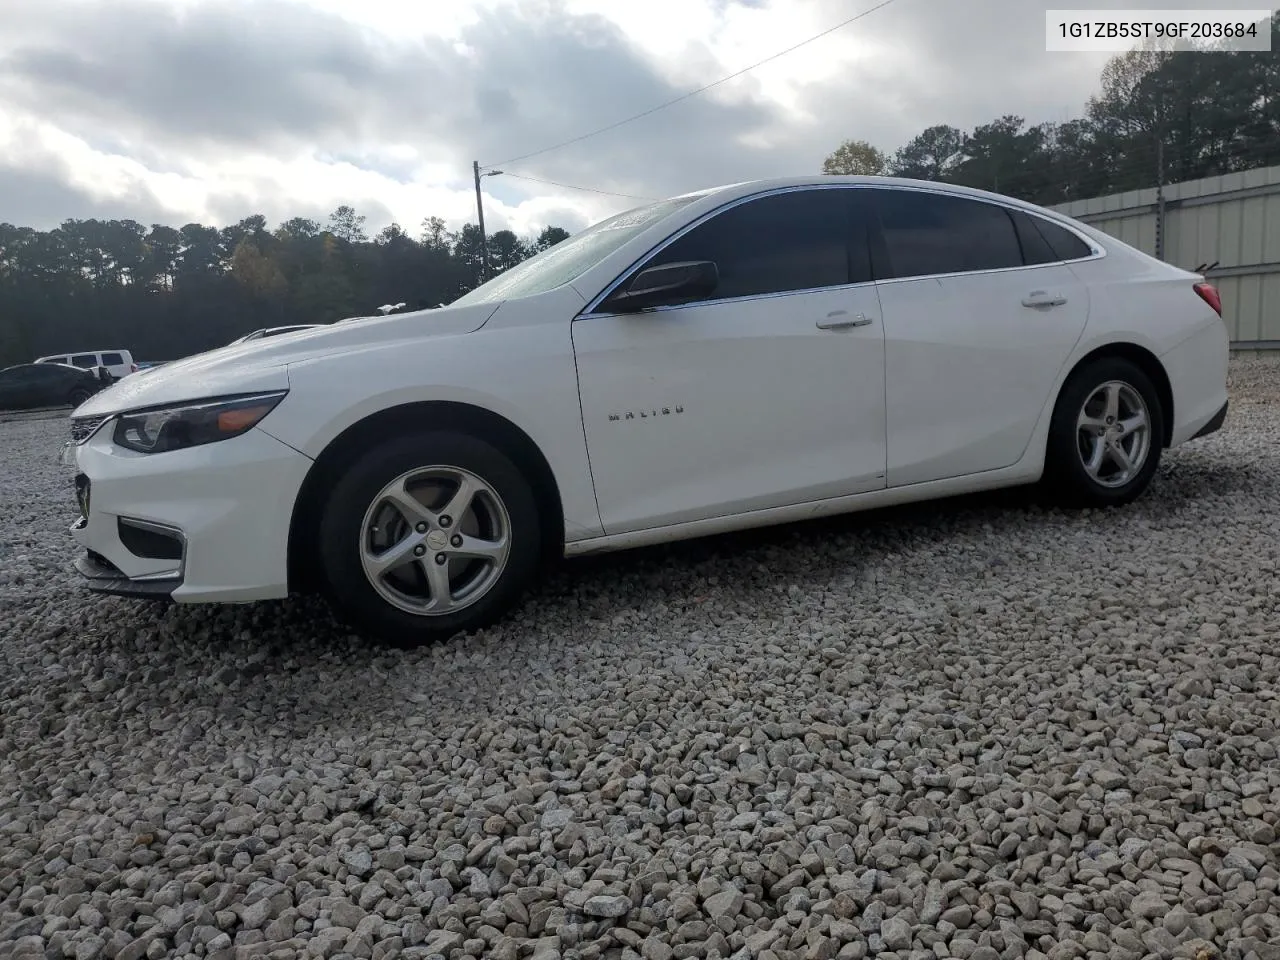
[72,302,501,417]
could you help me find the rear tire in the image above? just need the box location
[1045,357,1164,508]
[68,388,93,407]
[316,430,542,645]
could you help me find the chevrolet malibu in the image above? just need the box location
[65,176,1229,644]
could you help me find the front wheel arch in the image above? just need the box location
[287,402,565,595]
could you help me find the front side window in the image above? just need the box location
[871,190,1023,279]
[630,188,860,307]
[71,354,97,368]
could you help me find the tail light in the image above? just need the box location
[130,363,138,372]
[1194,281,1222,317]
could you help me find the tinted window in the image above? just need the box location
[1032,216,1093,261]
[71,354,97,368]
[1011,211,1057,265]
[100,352,124,365]
[2,366,57,383]
[871,190,1023,279]
[636,189,862,305]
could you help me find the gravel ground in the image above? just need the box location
[2,356,1279,960]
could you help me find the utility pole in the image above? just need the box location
[1155,137,1166,261]
[472,160,489,283]
[1154,87,1167,262]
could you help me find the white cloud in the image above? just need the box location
[0,0,1135,234]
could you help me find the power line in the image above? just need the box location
[500,171,657,201]
[483,0,906,170]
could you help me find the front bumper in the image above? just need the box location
[67,422,313,603]
[74,550,181,600]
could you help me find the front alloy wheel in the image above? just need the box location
[360,466,511,616]
[318,431,542,645]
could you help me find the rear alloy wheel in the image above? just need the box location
[1046,357,1164,507]
[318,432,542,644]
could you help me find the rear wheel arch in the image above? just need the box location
[1058,342,1173,447]
[287,401,565,593]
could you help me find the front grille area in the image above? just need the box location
[70,415,110,444]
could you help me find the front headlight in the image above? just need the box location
[111,391,287,454]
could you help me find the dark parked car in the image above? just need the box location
[0,363,106,411]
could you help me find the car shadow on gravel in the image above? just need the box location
[553,455,1267,587]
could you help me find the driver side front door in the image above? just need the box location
[571,186,888,536]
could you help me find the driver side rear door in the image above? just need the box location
[571,185,888,535]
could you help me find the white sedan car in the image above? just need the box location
[64,176,1229,644]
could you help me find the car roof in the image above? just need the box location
[37,349,131,357]
[6,362,82,372]
[676,175,1070,220]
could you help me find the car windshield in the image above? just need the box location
[450,195,700,306]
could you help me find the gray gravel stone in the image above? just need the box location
[4,357,1280,960]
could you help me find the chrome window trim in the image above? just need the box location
[575,182,1106,318]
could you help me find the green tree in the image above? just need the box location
[328,205,367,244]
[421,216,450,251]
[889,125,965,180]
[951,116,1049,197]
[534,226,570,251]
[487,230,528,274]
[821,139,887,176]
[231,240,288,301]
[0,201,570,367]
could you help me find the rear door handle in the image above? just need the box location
[1022,291,1067,308]
[816,312,874,330]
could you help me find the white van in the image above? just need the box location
[36,350,137,380]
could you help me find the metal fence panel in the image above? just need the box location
[1050,164,1280,346]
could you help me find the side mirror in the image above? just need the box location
[608,260,719,313]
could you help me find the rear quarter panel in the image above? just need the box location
[1067,242,1228,444]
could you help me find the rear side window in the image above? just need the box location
[870,190,1024,279]
[100,352,124,365]
[1011,211,1057,265]
[641,188,860,303]
[71,354,97,368]
[1032,216,1093,261]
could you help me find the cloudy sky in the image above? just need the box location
[0,0,1192,239]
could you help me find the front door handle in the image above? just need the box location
[816,312,874,330]
[1022,291,1067,308]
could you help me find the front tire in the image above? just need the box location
[317,431,543,645]
[1045,357,1165,508]
[68,388,93,407]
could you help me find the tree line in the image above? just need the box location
[0,207,571,367]
[823,15,1280,206]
